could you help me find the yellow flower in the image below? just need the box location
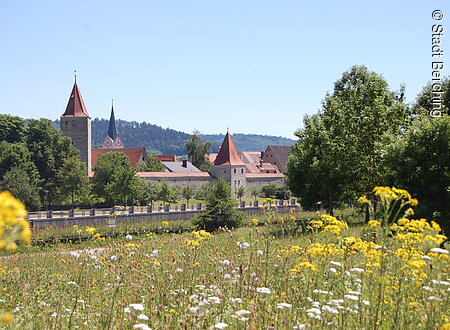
[357,195,370,205]
[162,221,169,227]
[368,220,381,228]
[85,226,96,235]
[251,218,259,225]
[0,312,12,325]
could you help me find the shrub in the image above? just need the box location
[193,179,245,231]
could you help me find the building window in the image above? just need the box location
[224,169,226,173]
[241,169,244,174]
[234,169,236,174]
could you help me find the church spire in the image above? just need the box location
[107,100,118,139]
[213,131,244,166]
[62,79,90,118]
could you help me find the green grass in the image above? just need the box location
[0,210,449,328]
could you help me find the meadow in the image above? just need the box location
[0,203,449,329]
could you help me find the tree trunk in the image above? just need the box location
[329,188,334,216]
[365,205,370,223]
[71,190,75,211]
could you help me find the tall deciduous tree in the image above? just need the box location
[93,152,138,205]
[182,185,195,205]
[25,119,78,207]
[185,131,212,172]
[287,66,410,215]
[383,115,450,231]
[0,115,26,143]
[56,157,91,209]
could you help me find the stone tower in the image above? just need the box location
[60,80,92,172]
[103,101,124,149]
[209,132,246,196]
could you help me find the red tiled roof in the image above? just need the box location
[213,132,245,166]
[91,147,146,167]
[245,163,278,174]
[208,153,218,164]
[137,172,211,178]
[155,154,177,162]
[62,83,90,118]
[241,151,262,163]
[246,173,285,178]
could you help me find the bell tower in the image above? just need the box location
[60,75,92,172]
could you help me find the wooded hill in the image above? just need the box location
[55,118,296,156]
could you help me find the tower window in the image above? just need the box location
[234,169,236,174]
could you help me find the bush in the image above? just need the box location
[193,179,245,231]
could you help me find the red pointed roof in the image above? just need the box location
[213,132,245,166]
[62,83,90,118]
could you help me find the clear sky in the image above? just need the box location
[0,0,448,138]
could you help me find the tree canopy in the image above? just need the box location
[185,131,212,172]
[287,65,411,214]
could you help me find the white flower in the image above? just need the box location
[51,312,57,317]
[256,287,271,294]
[220,259,231,265]
[67,281,77,286]
[189,294,199,301]
[257,250,263,256]
[329,267,337,273]
[124,307,131,313]
[126,235,133,240]
[330,261,342,267]
[276,302,292,309]
[293,324,308,329]
[208,296,221,304]
[362,300,370,306]
[328,299,345,306]
[313,289,333,295]
[322,305,339,314]
[175,268,183,273]
[224,274,231,279]
[422,255,432,261]
[423,286,433,292]
[70,251,80,259]
[129,303,145,311]
[429,248,449,255]
[237,242,250,249]
[137,314,149,320]
[110,255,118,261]
[344,295,359,301]
[189,306,199,313]
[235,309,251,316]
[349,268,365,273]
[150,250,158,258]
[133,324,152,330]
[229,297,242,304]
[427,296,443,301]
[214,322,228,329]
[347,291,361,295]
[77,300,85,304]
[306,307,321,319]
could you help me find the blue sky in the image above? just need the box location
[0,1,448,138]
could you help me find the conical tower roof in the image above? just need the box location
[107,103,118,139]
[62,82,90,118]
[213,132,245,166]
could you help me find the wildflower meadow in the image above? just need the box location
[0,188,449,329]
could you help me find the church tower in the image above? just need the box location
[209,131,246,196]
[60,78,92,172]
[103,101,124,149]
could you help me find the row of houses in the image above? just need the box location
[60,80,291,195]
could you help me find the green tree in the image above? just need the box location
[182,185,195,205]
[138,180,159,206]
[56,157,91,209]
[383,115,450,232]
[412,77,450,117]
[25,119,78,207]
[287,65,410,215]
[262,183,279,198]
[236,186,245,202]
[136,155,165,172]
[93,152,136,205]
[157,181,180,205]
[0,166,41,211]
[185,131,212,172]
[193,179,245,231]
[250,187,260,201]
[0,115,26,143]
[195,182,214,200]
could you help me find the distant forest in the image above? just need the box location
[54,118,296,156]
